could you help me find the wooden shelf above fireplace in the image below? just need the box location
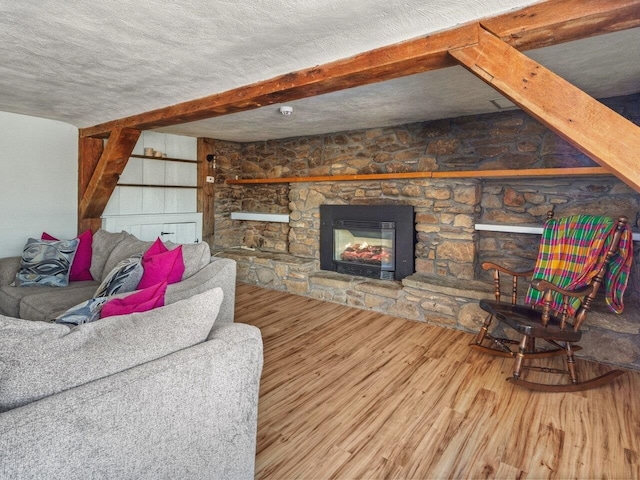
[224,166,610,185]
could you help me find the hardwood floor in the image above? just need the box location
[235,283,640,479]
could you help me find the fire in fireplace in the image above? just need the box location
[320,204,415,281]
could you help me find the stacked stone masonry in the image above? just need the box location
[211,93,640,370]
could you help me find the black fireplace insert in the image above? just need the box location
[320,204,415,280]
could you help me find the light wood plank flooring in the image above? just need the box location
[235,283,640,479]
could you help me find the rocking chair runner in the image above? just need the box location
[471,214,634,392]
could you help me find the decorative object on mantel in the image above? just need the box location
[206,154,217,183]
[224,166,610,185]
[129,154,198,164]
[142,147,167,158]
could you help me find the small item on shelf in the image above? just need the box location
[144,147,154,156]
[154,151,163,158]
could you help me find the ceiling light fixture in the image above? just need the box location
[279,106,293,116]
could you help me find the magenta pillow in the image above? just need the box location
[101,281,167,319]
[42,230,94,282]
[145,237,168,257]
[137,243,185,289]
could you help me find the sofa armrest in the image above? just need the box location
[0,256,21,288]
[0,323,263,480]
[166,257,237,324]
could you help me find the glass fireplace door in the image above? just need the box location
[332,220,395,276]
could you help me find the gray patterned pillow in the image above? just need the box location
[54,297,109,325]
[15,238,79,287]
[94,254,143,298]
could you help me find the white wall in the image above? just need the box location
[0,112,78,257]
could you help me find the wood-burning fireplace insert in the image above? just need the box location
[320,204,415,281]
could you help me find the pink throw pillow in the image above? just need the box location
[101,281,167,319]
[42,230,94,282]
[145,236,168,257]
[137,240,185,289]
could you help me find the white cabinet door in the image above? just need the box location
[125,223,197,243]
[152,223,198,244]
[102,213,203,244]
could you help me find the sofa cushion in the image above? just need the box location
[0,281,98,320]
[0,284,48,318]
[101,235,152,282]
[18,282,100,321]
[0,287,223,412]
[166,240,210,279]
[15,238,79,287]
[89,230,130,281]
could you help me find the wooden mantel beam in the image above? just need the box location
[80,0,640,139]
[79,127,141,221]
[449,26,640,191]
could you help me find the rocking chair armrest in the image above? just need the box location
[481,262,533,277]
[530,279,594,298]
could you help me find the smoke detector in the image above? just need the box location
[279,106,293,116]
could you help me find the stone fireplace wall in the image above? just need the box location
[289,180,480,280]
[209,93,640,369]
[211,92,640,289]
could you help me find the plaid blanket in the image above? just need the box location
[525,215,633,315]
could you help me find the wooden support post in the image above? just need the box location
[449,26,640,192]
[197,137,216,247]
[78,136,104,233]
[79,127,141,222]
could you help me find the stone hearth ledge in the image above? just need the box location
[216,248,640,368]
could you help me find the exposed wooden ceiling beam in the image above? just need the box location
[79,127,140,220]
[449,26,640,191]
[483,0,640,50]
[80,0,640,139]
[80,25,476,138]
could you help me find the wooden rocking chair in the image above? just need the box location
[471,214,634,392]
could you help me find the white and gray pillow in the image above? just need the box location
[94,254,143,298]
[14,238,79,287]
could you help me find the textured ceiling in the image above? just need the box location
[1,1,639,142]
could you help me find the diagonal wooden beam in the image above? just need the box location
[80,0,640,139]
[79,127,141,220]
[78,136,104,233]
[483,0,640,50]
[449,26,640,191]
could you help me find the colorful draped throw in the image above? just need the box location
[525,215,633,316]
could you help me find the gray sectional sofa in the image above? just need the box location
[0,229,236,323]
[0,230,263,479]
